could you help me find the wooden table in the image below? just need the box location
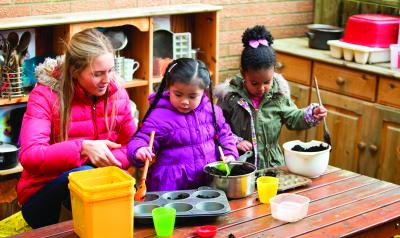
[14,166,400,238]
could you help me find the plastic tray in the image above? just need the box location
[256,168,312,192]
[327,40,390,64]
[134,188,231,221]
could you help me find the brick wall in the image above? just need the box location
[0,0,314,80]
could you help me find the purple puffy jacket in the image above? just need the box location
[127,92,238,191]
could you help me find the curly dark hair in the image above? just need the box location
[241,25,276,71]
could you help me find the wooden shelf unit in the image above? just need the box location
[0,4,222,121]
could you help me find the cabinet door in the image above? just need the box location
[308,89,374,173]
[279,82,310,146]
[374,105,400,184]
[276,53,312,86]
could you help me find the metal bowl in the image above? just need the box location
[203,161,256,199]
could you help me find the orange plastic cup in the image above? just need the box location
[256,176,279,204]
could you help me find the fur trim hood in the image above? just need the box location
[214,73,290,99]
[35,55,64,92]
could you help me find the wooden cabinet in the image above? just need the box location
[276,53,312,86]
[276,51,400,184]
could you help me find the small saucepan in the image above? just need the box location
[306,24,344,50]
[203,161,256,199]
[0,141,19,170]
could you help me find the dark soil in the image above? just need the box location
[196,194,217,199]
[263,170,277,177]
[166,194,188,200]
[204,164,254,176]
[291,143,329,152]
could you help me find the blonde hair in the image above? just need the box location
[58,28,117,141]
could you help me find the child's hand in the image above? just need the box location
[223,155,236,163]
[313,105,328,120]
[135,147,155,162]
[237,140,253,152]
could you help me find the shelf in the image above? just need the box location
[0,95,29,105]
[0,4,223,30]
[0,163,23,176]
[124,79,148,88]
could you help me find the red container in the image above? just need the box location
[341,14,399,48]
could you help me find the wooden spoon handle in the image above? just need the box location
[141,130,155,180]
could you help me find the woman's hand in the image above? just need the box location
[135,146,155,162]
[223,155,236,163]
[313,105,328,120]
[81,140,122,167]
[237,140,253,152]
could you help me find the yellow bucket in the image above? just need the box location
[68,166,135,238]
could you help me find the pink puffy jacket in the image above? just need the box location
[17,58,136,205]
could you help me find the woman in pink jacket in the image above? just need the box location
[17,28,136,228]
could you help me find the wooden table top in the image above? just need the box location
[14,166,400,238]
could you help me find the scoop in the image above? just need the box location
[134,130,155,202]
[216,146,230,176]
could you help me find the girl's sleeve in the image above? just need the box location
[281,97,312,130]
[127,117,160,168]
[215,105,239,159]
[111,90,137,169]
[19,88,86,176]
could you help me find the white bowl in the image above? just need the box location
[282,140,331,178]
[270,193,310,222]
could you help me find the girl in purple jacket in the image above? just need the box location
[127,58,238,191]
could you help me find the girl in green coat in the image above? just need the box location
[216,25,327,169]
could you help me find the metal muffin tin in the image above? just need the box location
[256,168,312,192]
[134,188,231,220]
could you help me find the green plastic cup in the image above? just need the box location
[152,207,176,236]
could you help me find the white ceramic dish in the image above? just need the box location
[327,40,390,64]
[270,193,310,223]
[282,140,330,178]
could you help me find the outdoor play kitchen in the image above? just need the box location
[0,1,400,238]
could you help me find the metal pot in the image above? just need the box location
[203,161,256,199]
[0,141,19,170]
[306,24,344,50]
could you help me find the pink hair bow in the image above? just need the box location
[249,38,269,48]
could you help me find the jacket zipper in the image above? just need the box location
[92,103,98,139]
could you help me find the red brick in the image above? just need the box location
[137,0,169,7]
[170,0,201,4]
[271,25,308,39]
[0,0,12,4]
[71,0,108,12]
[221,13,313,31]
[0,6,31,17]
[202,0,234,5]
[32,3,71,15]
[228,43,242,56]
[221,1,313,18]
[219,44,230,57]
[108,0,136,9]
[220,30,242,44]
[219,56,240,71]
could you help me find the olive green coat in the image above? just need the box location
[216,74,312,169]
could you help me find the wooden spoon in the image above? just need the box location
[313,76,332,146]
[134,130,155,202]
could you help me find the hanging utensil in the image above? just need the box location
[313,76,332,146]
[16,31,31,65]
[217,146,231,176]
[134,130,156,202]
